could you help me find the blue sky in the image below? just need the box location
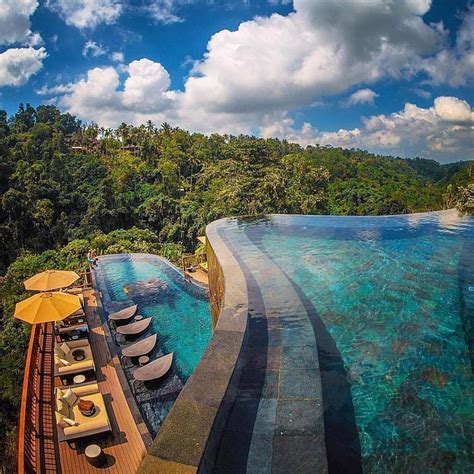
[0,0,472,162]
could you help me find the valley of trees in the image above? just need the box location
[0,104,472,469]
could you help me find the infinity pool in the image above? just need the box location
[211,210,474,473]
[94,253,212,435]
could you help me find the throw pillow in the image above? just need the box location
[56,398,69,417]
[61,388,78,407]
[57,415,69,428]
[62,417,78,427]
[60,342,71,355]
[55,346,65,359]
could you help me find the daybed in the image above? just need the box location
[54,339,95,376]
[54,383,111,442]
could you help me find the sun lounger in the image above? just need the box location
[54,339,95,376]
[121,334,158,366]
[54,383,111,442]
[114,317,151,344]
[132,353,173,391]
[65,309,86,322]
[108,304,137,322]
[55,322,88,336]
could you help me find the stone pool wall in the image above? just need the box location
[207,238,224,328]
[139,220,249,473]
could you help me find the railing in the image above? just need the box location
[82,269,93,288]
[18,324,40,474]
[181,253,207,278]
[17,323,59,474]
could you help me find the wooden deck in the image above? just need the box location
[58,290,147,473]
[182,253,209,287]
[184,268,209,286]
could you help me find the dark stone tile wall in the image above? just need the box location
[212,223,328,474]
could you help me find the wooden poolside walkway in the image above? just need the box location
[58,290,147,473]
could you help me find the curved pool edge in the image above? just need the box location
[139,220,250,473]
[139,208,471,473]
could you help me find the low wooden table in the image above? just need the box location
[60,369,96,387]
[58,331,88,343]
[138,355,150,366]
[85,444,105,467]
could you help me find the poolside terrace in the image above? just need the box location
[18,289,149,473]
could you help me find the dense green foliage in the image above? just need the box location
[0,104,472,470]
[443,165,474,214]
[1,105,471,274]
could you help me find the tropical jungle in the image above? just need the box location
[0,104,472,470]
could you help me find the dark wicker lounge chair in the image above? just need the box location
[120,334,158,366]
[132,353,173,392]
[108,304,137,322]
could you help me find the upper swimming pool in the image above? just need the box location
[210,210,474,473]
[93,253,212,435]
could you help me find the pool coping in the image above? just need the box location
[139,221,250,472]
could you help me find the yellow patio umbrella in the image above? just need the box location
[14,292,82,324]
[24,270,80,291]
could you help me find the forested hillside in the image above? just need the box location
[1,104,472,274]
[0,104,472,469]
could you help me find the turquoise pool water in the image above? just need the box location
[94,253,212,434]
[222,210,473,473]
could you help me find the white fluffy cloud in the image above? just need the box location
[0,47,47,86]
[146,0,185,24]
[344,89,379,106]
[111,51,124,63]
[36,82,74,96]
[262,96,473,162]
[419,6,474,87]
[47,0,122,29]
[0,0,42,46]
[433,96,473,123]
[0,1,46,88]
[42,0,473,160]
[82,40,107,57]
[182,0,444,118]
[58,59,175,126]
